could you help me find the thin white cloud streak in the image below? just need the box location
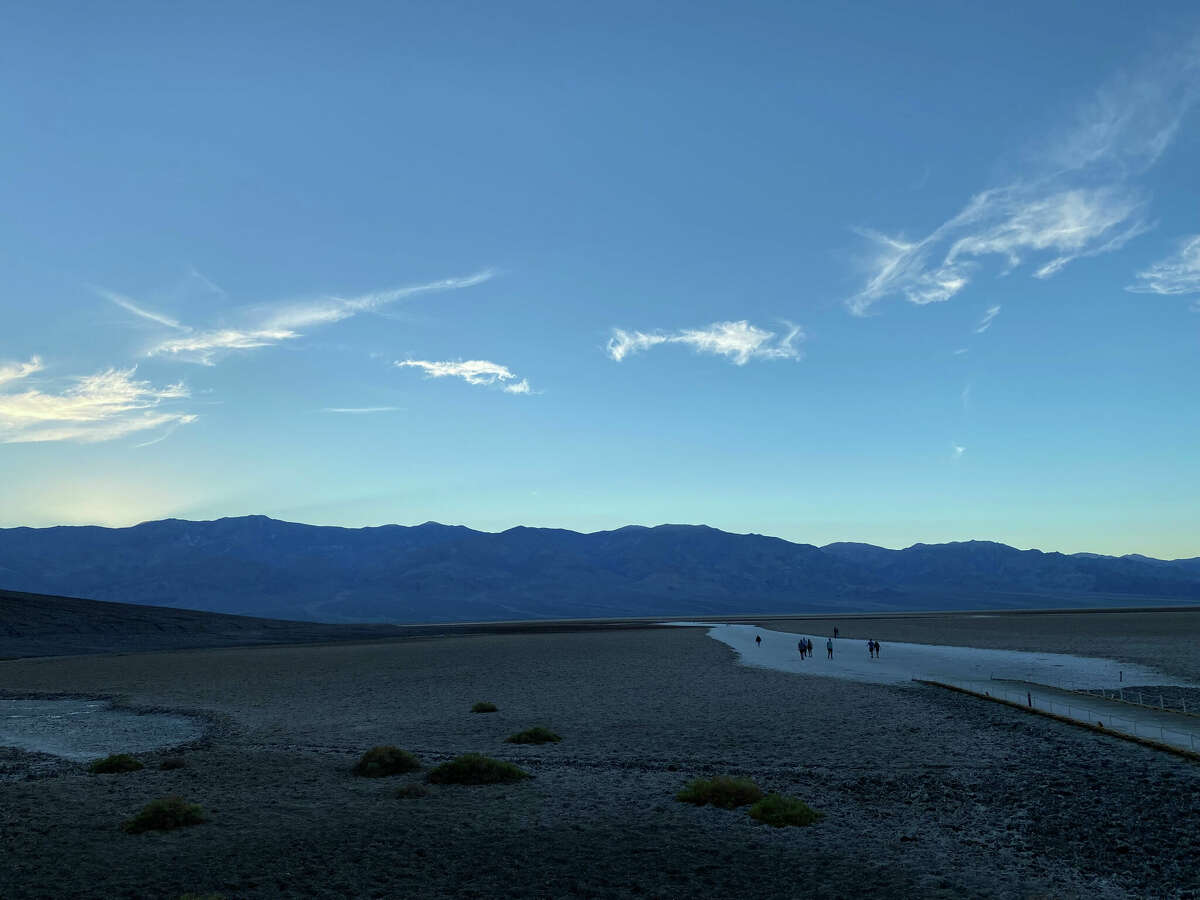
[0,365,195,444]
[974,306,1002,334]
[262,270,496,333]
[152,328,300,365]
[322,406,403,414]
[1127,234,1200,298]
[847,41,1199,314]
[143,269,495,364]
[607,320,804,365]
[95,287,190,331]
[952,444,966,459]
[395,358,534,394]
[0,356,44,387]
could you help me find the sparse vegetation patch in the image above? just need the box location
[748,793,824,827]
[471,701,499,713]
[160,756,187,770]
[353,745,421,777]
[123,796,208,833]
[89,753,144,774]
[395,782,431,799]
[675,775,764,809]
[426,753,532,785]
[504,726,562,744]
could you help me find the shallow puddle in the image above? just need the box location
[0,698,205,761]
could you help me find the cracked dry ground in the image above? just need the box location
[1,626,1197,899]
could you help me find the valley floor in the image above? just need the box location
[1,615,1198,899]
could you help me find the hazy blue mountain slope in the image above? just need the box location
[0,517,1197,623]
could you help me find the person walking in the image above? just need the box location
[798,639,805,660]
[826,637,834,659]
[755,634,762,647]
[867,640,874,659]
[875,640,882,659]
[807,638,814,657]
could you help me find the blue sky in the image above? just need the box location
[2,2,1198,557]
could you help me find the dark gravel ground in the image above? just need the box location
[1,623,1198,899]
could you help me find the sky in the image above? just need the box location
[2,2,1199,558]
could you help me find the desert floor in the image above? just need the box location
[1,611,1199,899]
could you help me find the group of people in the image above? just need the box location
[751,629,880,662]
[794,637,834,659]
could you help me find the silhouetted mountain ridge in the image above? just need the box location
[0,516,1196,623]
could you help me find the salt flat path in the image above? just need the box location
[670,622,1200,754]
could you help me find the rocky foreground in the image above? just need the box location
[1,619,1198,898]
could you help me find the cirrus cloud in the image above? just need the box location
[607,320,803,365]
[0,361,196,444]
[395,359,535,394]
[1127,234,1200,301]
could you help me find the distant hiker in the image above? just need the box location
[755,635,762,647]
[797,640,804,656]
[807,638,814,657]
[875,640,882,658]
[834,627,839,639]
[826,638,834,659]
[867,640,873,658]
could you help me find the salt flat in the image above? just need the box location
[1,612,1198,899]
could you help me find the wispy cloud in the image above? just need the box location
[847,41,1199,315]
[974,305,1002,334]
[0,356,44,387]
[1127,234,1200,301]
[0,364,196,444]
[607,320,804,365]
[322,406,403,414]
[395,359,535,394]
[95,287,190,331]
[129,269,495,365]
[952,444,966,459]
[151,328,300,364]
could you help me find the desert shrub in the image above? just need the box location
[471,701,498,713]
[160,756,187,771]
[89,754,144,774]
[395,782,431,799]
[675,775,764,809]
[747,793,824,827]
[352,746,421,778]
[504,726,562,745]
[123,796,208,833]
[426,753,531,785]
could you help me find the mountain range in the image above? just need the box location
[0,516,1197,623]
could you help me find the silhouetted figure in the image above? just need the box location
[874,640,881,659]
[867,640,873,658]
[826,638,833,659]
[755,635,762,647]
[834,627,839,639]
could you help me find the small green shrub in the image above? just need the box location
[89,754,144,774]
[504,726,562,745]
[748,793,824,827]
[160,756,187,771]
[352,745,421,778]
[675,775,764,809]
[471,701,499,713]
[395,782,431,799]
[123,796,208,833]
[426,753,532,785]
